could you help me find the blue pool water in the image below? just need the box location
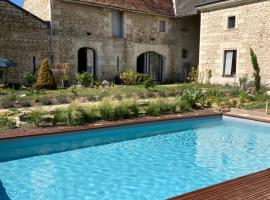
[0,116,270,200]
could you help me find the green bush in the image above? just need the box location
[146,101,160,116]
[52,108,66,125]
[99,98,114,120]
[23,72,37,88]
[76,72,94,87]
[79,106,98,123]
[66,102,83,126]
[144,77,157,89]
[0,115,16,130]
[128,100,140,117]
[114,101,130,120]
[27,108,44,127]
[1,90,16,109]
[120,70,142,85]
[20,100,32,108]
[250,48,261,93]
[57,95,68,104]
[175,98,192,112]
[33,59,57,90]
[159,100,175,114]
[40,96,53,105]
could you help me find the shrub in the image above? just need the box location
[40,96,53,105]
[57,95,68,104]
[27,108,44,127]
[1,90,16,109]
[33,59,57,90]
[144,77,157,89]
[176,98,192,112]
[114,101,130,120]
[75,72,94,87]
[146,101,160,116]
[99,98,114,120]
[66,102,83,126]
[79,106,98,123]
[250,48,261,93]
[239,74,248,90]
[128,100,140,117]
[0,115,16,130]
[23,72,37,88]
[20,100,32,108]
[159,100,175,114]
[52,108,66,125]
[120,70,141,85]
[187,67,198,83]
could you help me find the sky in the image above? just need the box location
[11,0,23,6]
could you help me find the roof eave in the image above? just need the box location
[63,0,175,18]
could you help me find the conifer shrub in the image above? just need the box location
[250,48,261,93]
[33,59,57,90]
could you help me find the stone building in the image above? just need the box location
[1,0,270,84]
[198,0,270,85]
[0,0,49,84]
[22,0,200,82]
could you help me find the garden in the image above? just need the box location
[0,49,269,131]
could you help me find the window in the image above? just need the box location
[159,21,166,32]
[182,49,188,59]
[228,16,236,29]
[223,50,237,77]
[112,10,123,37]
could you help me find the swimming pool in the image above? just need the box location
[0,116,269,200]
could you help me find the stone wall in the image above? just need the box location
[0,1,49,84]
[49,0,200,82]
[199,0,270,85]
[23,0,51,21]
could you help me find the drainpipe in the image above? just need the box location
[48,0,53,65]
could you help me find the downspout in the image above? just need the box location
[48,0,53,65]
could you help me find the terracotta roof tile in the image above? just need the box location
[75,0,175,16]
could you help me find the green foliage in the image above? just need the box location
[0,114,16,130]
[75,72,94,87]
[146,100,161,116]
[33,59,57,90]
[175,97,192,112]
[114,101,130,119]
[23,72,37,88]
[40,96,53,105]
[206,69,213,84]
[52,108,66,125]
[99,98,114,120]
[144,77,157,89]
[57,95,68,104]
[66,102,83,126]
[187,67,198,83]
[120,70,143,85]
[159,100,175,114]
[250,48,261,93]
[27,108,44,127]
[128,100,140,117]
[20,100,32,108]
[181,89,203,108]
[239,74,248,90]
[79,106,98,123]
[1,90,16,109]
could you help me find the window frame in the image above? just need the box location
[112,10,124,38]
[159,20,166,33]
[223,49,237,77]
[227,16,236,30]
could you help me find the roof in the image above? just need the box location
[175,0,224,16]
[3,0,49,25]
[70,0,175,17]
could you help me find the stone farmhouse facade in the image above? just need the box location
[0,0,269,84]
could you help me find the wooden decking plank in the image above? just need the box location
[169,169,270,200]
[243,188,270,200]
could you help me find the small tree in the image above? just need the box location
[33,59,56,89]
[250,48,261,93]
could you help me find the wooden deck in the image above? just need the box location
[169,168,270,200]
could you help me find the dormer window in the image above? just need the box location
[228,16,236,29]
